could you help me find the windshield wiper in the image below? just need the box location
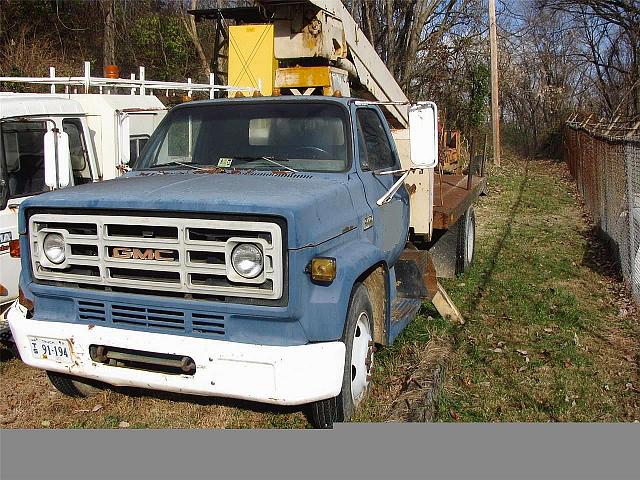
[145,161,209,171]
[233,156,299,173]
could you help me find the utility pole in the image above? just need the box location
[489,0,500,166]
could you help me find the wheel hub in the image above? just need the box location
[351,312,373,405]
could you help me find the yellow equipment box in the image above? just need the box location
[228,24,277,96]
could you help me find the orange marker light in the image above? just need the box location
[310,257,336,283]
[9,239,20,258]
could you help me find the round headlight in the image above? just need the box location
[43,233,66,265]
[231,243,263,279]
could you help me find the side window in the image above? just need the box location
[156,116,202,165]
[356,109,396,171]
[1,121,47,198]
[129,135,150,163]
[62,119,92,185]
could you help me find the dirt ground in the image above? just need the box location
[1,152,638,427]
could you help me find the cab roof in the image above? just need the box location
[0,93,84,119]
[174,95,355,110]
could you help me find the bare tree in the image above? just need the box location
[538,0,640,117]
[180,0,211,79]
[101,0,116,67]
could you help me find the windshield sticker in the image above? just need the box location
[0,231,11,244]
[217,157,233,168]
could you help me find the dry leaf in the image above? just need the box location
[450,409,460,421]
[573,332,581,347]
[92,404,103,412]
[41,420,51,427]
[0,413,18,425]
[118,421,130,428]
[516,349,528,356]
[518,366,527,372]
[543,328,553,333]
[492,348,503,353]
[74,409,90,413]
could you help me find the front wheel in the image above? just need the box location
[308,283,375,428]
[47,371,103,398]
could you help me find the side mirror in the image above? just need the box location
[119,114,131,165]
[44,129,71,189]
[409,102,438,168]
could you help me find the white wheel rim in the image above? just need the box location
[465,213,474,266]
[351,312,373,405]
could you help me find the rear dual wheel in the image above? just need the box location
[308,283,375,428]
[455,206,476,275]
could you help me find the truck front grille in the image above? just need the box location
[29,213,284,300]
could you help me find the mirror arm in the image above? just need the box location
[376,169,411,206]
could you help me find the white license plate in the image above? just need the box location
[27,336,73,365]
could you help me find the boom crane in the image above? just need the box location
[191,0,409,127]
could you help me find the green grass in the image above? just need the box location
[431,153,639,422]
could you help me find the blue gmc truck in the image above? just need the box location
[6,96,478,427]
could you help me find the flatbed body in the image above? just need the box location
[433,174,486,230]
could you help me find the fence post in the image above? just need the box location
[84,61,91,93]
[49,67,56,94]
[139,66,145,95]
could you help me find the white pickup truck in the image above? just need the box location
[0,93,165,325]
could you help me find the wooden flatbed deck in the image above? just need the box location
[432,174,487,230]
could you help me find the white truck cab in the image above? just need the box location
[0,93,165,317]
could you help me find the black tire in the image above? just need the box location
[455,206,476,275]
[308,283,375,428]
[47,371,102,398]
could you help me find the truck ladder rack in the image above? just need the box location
[0,61,257,98]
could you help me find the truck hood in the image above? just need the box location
[20,171,358,249]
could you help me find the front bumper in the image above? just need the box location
[8,302,345,406]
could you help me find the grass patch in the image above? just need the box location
[434,153,639,422]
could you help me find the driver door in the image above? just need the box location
[355,108,409,257]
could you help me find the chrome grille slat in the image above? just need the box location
[31,213,283,300]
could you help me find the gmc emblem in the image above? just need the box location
[111,247,174,261]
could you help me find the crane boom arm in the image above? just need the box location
[258,0,409,127]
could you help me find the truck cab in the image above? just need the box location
[7,96,438,427]
[0,94,99,314]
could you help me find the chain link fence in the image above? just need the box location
[564,115,640,304]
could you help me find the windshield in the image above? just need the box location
[135,102,350,172]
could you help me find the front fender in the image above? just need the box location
[296,236,388,343]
